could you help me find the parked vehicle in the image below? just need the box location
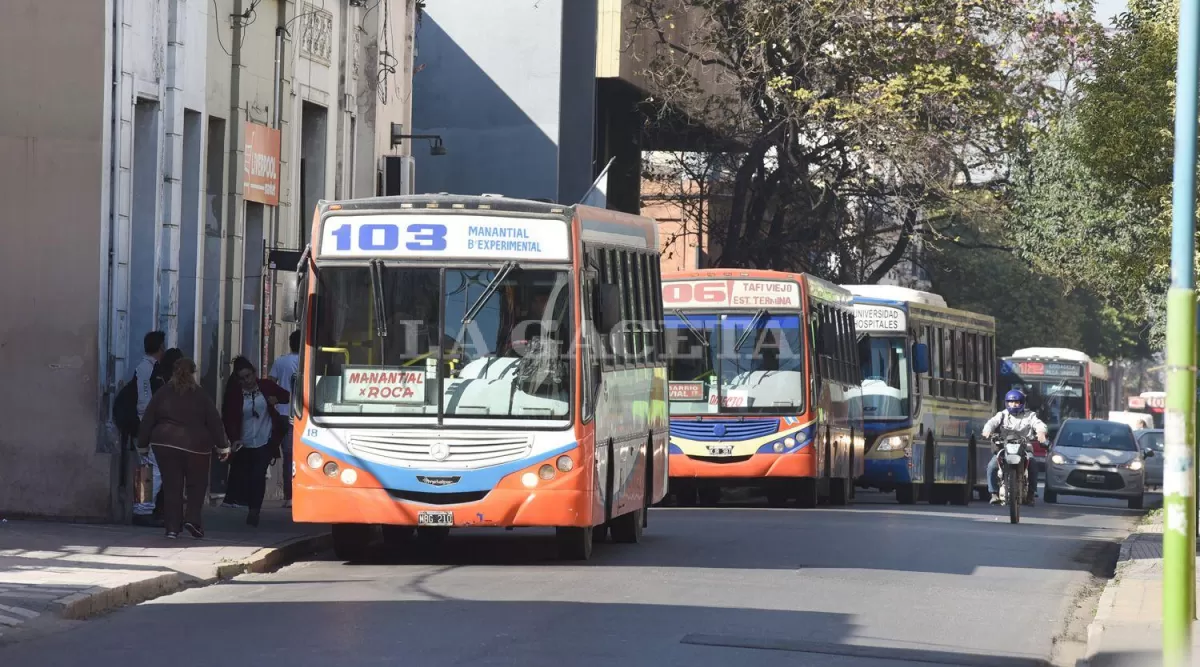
[1133,428,1164,489]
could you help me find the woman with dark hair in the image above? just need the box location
[150,348,185,394]
[222,356,289,526]
[137,357,230,539]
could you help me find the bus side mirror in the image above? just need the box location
[281,277,300,323]
[912,343,930,374]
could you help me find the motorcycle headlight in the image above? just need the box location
[875,435,909,452]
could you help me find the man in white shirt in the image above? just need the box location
[133,331,166,522]
[269,331,301,508]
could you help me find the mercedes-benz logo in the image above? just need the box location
[429,442,450,461]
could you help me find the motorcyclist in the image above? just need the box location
[980,389,1047,506]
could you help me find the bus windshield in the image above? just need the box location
[999,374,1086,430]
[856,335,910,419]
[665,312,805,415]
[311,265,572,419]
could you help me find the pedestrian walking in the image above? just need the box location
[222,356,290,527]
[137,357,231,539]
[133,331,166,526]
[268,331,301,508]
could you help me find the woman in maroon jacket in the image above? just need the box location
[138,357,231,539]
[222,356,290,526]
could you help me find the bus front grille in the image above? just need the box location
[347,432,532,468]
[386,489,491,505]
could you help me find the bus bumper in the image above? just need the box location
[668,452,816,479]
[291,444,595,528]
[860,457,913,487]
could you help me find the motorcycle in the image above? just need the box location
[992,434,1033,524]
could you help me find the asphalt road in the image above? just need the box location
[0,489,1144,667]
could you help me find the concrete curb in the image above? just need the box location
[55,532,330,621]
[1079,512,1160,667]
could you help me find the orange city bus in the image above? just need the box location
[288,194,668,561]
[661,270,865,507]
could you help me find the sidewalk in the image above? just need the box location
[1083,509,1200,666]
[0,504,329,644]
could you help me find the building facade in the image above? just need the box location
[0,0,418,519]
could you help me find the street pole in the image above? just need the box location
[1164,0,1200,661]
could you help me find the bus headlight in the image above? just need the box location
[307,452,323,469]
[784,437,797,449]
[539,464,556,480]
[521,472,538,488]
[556,455,574,472]
[323,461,339,477]
[875,436,909,452]
[773,441,784,452]
[340,468,358,485]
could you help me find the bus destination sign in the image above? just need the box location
[852,304,906,332]
[1014,361,1081,378]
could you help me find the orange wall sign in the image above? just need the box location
[244,122,281,206]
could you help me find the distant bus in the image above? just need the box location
[845,285,997,505]
[1126,391,1164,429]
[662,270,865,508]
[998,347,1111,470]
[289,194,668,561]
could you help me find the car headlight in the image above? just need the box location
[875,435,909,452]
[1050,453,1067,465]
[1126,460,1144,471]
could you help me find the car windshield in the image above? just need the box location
[664,312,805,415]
[1056,421,1138,451]
[854,334,910,419]
[311,265,572,420]
[1137,431,1164,451]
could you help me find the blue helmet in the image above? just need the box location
[1004,389,1026,415]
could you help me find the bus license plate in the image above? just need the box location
[418,511,453,526]
[1086,474,1105,484]
[707,445,734,456]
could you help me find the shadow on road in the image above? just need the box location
[0,598,1057,667]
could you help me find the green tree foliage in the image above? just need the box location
[1010,0,1174,332]
[630,0,1098,280]
[929,219,1153,360]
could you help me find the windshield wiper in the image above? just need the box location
[369,259,388,338]
[670,309,710,348]
[462,261,517,325]
[369,259,388,366]
[734,309,769,351]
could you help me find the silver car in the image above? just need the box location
[1134,428,1164,488]
[1044,419,1148,509]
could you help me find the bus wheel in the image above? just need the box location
[896,484,917,505]
[610,509,644,543]
[829,477,851,506]
[332,524,374,562]
[556,526,594,561]
[950,483,971,506]
[795,479,819,508]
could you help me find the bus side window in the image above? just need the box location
[650,261,665,362]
